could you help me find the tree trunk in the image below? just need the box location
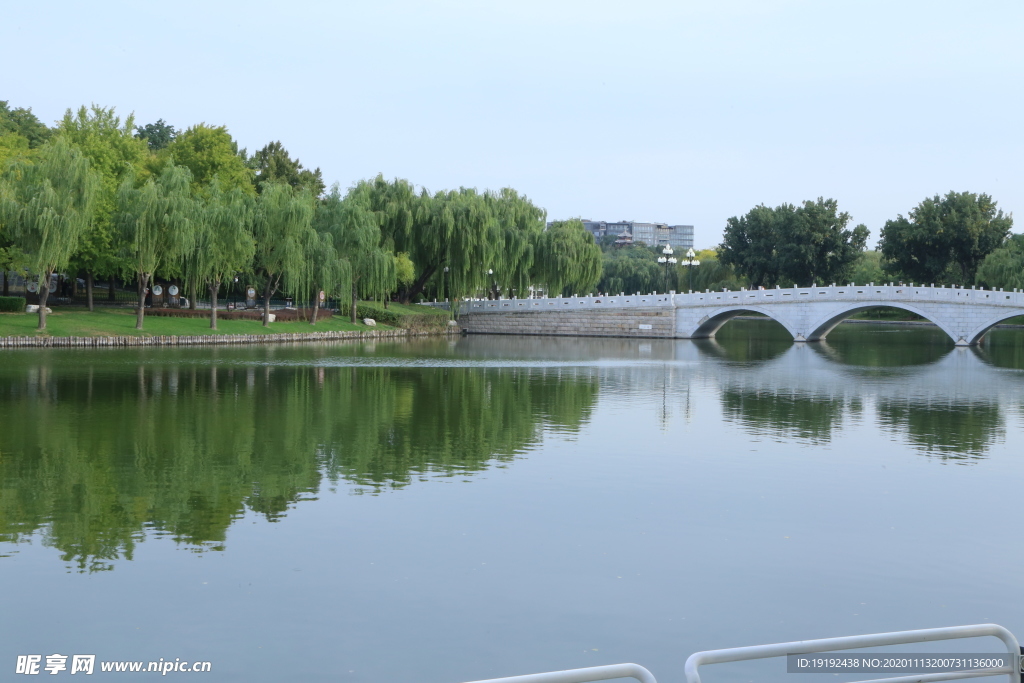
[262,277,277,328]
[136,273,149,330]
[37,271,52,331]
[2,270,7,296]
[189,280,198,310]
[209,281,219,330]
[399,263,438,304]
[86,271,94,311]
[350,281,358,324]
[310,296,320,326]
[108,274,116,302]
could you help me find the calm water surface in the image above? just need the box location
[1,321,1023,682]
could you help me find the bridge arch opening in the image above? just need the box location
[807,304,958,344]
[692,308,798,340]
[966,310,1024,345]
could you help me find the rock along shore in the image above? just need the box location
[0,328,459,349]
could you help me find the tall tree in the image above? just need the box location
[488,188,546,298]
[316,186,392,323]
[778,198,868,286]
[0,138,99,329]
[252,183,315,327]
[719,204,787,288]
[135,119,177,151]
[880,191,1012,285]
[249,141,325,197]
[532,219,603,296]
[189,181,255,329]
[59,105,149,310]
[161,124,255,196]
[115,163,194,330]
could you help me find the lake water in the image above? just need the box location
[1,321,1023,682]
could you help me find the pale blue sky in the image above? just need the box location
[3,0,1021,247]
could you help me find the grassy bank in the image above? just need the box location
[0,308,391,338]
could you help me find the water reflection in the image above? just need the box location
[0,356,599,571]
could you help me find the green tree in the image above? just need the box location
[189,181,255,329]
[162,124,255,196]
[598,243,663,295]
[719,204,787,287]
[249,141,325,197]
[252,183,316,327]
[975,234,1024,291]
[135,119,177,151]
[58,105,150,309]
[316,185,393,322]
[720,199,867,287]
[0,138,99,329]
[779,198,868,286]
[532,219,603,296]
[0,100,52,149]
[848,250,885,285]
[115,163,195,329]
[879,191,1012,285]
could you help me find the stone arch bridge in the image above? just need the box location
[456,284,1024,346]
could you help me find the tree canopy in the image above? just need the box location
[161,124,255,196]
[720,199,868,287]
[250,141,325,197]
[879,191,1012,285]
[135,119,177,151]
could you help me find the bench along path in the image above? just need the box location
[457,285,1024,346]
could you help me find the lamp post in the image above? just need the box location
[679,247,700,292]
[656,245,677,293]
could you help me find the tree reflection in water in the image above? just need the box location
[0,358,598,572]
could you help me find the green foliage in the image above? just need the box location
[253,183,316,323]
[186,180,256,326]
[0,137,100,328]
[115,162,195,328]
[249,141,325,197]
[598,244,664,295]
[135,119,177,151]
[0,295,26,312]
[0,131,34,168]
[975,234,1024,291]
[394,252,415,286]
[0,100,51,148]
[720,198,868,287]
[162,124,255,196]
[848,250,885,285]
[685,253,747,292]
[532,218,603,296]
[58,105,150,280]
[879,191,1012,285]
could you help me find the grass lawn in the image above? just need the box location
[0,308,392,338]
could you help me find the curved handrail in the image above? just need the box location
[460,662,657,683]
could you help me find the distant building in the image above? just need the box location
[574,219,694,250]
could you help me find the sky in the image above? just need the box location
[2,0,1021,248]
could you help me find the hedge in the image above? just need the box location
[0,296,27,313]
[355,303,449,330]
[143,307,333,322]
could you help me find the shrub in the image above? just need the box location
[356,303,448,330]
[0,296,27,313]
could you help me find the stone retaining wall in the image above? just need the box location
[458,308,675,338]
[0,328,458,348]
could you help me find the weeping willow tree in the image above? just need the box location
[189,181,255,329]
[485,188,546,298]
[252,183,315,327]
[0,137,99,330]
[531,218,602,296]
[291,227,350,326]
[316,185,393,323]
[115,162,195,330]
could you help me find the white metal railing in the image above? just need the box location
[459,663,657,683]
[457,625,1021,683]
[685,624,1021,683]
